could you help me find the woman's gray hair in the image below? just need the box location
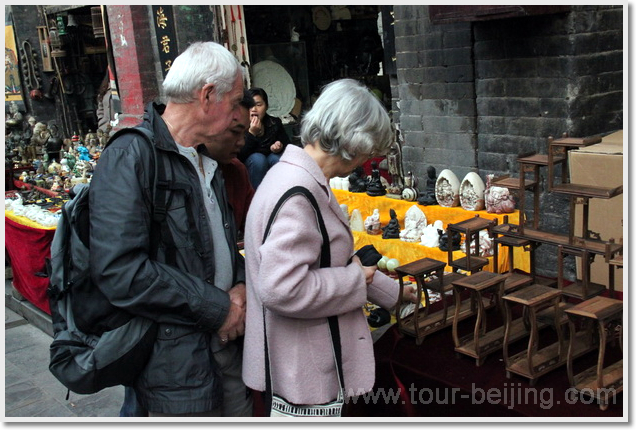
[162,41,242,104]
[300,79,394,161]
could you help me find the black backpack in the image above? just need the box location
[46,126,170,395]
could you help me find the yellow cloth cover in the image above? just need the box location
[333,189,530,274]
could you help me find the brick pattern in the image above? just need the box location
[393,5,623,278]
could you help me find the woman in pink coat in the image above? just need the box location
[242,79,416,414]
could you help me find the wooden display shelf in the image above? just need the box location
[517,153,565,166]
[399,298,489,340]
[502,272,534,293]
[561,280,605,300]
[493,224,622,256]
[551,183,623,199]
[449,255,489,272]
[455,317,528,365]
[490,176,537,190]
[506,330,591,384]
[565,295,623,411]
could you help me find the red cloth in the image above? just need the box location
[5,216,54,314]
[13,180,60,198]
[221,158,254,234]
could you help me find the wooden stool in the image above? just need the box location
[493,234,534,293]
[451,271,509,366]
[395,258,465,345]
[502,284,568,386]
[565,296,623,411]
[446,215,495,274]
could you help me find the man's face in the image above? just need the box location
[204,74,244,138]
[206,105,250,164]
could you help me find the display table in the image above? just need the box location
[5,210,56,314]
[332,189,530,274]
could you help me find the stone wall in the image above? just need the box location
[392,5,623,278]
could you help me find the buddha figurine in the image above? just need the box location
[348,166,367,193]
[365,161,386,197]
[381,209,401,239]
[417,165,438,206]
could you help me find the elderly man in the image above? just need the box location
[90,42,251,417]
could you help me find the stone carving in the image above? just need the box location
[435,169,460,207]
[417,165,438,206]
[420,220,445,247]
[459,172,486,211]
[364,208,381,235]
[349,209,364,232]
[381,209,401,239]
[399,205,427,243]
[366,161,386,197]
[485,174,515,214]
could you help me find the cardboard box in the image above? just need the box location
[569,131,624,292]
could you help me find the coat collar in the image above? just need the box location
[280,145,352,232]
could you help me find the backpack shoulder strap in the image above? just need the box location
[106,126,173,262]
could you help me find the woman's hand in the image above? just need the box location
[352,254,377,285]
[402,284,418,304]
[270,141,283,154]
[249,115,263,136]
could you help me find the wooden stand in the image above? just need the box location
[492,226,534,293]
[395,258,466,345]
[451,271,510,366]
[446,215,495,274]
[502,284,589,386]
[565,296,623,411]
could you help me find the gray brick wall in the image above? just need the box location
[393,5,623,278]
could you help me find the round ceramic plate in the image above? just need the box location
[250,60,296,118]
[312,6,332,31]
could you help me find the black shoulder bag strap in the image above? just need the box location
[106,126,176,265]
[261,186,344,413]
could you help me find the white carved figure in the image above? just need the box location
[485,174,515,214]
[340,204,349,222]
[460,172,486,211]
[460,230,493,257]
[420,220,444,247]
[349,209,365,232]
[435,169,460,207]
[399,205,427,243]
[364,208,381,235]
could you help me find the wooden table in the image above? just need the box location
[451,271,509,366]
[565,296,623,411]
[395,258,466,345]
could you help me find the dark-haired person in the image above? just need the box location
[238,87,290,188]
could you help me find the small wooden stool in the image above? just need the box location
[502,284,568,386]
[395,258,466,345]
[565,296,623,411]
[493,234,534,293]
[451,271,509,366]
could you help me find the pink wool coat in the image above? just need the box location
[242,145,400,405]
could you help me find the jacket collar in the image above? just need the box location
[280,145,352,232]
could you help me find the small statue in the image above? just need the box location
[366,161,386,197]
[340,204,349,222]
[420,220,445,247]
[438,229,462,252]
[386,135,404,195]
[349,209,365,232]
[45,123,64,162]
[77,145,91,161]
[381,209,401,239]
[364,208,381,235]
[485,174,515,214]
[417,166,438,206]
[348,166,367,193]
[399,205,427,243]
[459,172,486,211]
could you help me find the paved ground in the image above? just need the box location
[4,278,392,419]
[5,280,124,418]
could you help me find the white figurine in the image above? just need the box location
[399,205,427,243]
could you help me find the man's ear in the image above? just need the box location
[200,83,215,107]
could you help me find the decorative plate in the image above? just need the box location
[250,60,296,118]
[312,6,332,31]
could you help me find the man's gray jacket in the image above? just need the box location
[89,102,245,414]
